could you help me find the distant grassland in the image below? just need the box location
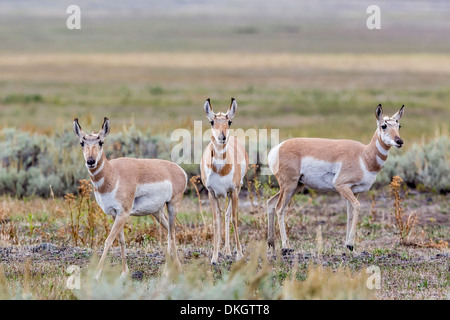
[0,53,449,145]
[3,53,450,72]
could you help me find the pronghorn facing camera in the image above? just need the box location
[267,104,405,252]
[200,98,249,264]
[73,117,187,279]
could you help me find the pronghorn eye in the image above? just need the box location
[80,141,84,147]
[381,124,387,130]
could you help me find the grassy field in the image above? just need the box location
[0,1,449,142]
[0,0,449,301]
[0,177,448,299]
[0,52,449,144]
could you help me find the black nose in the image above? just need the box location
[395,137,403,145]
[87,159,95,166]
[218,133,226,143]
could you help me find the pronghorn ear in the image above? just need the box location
[392,105,404,122]
[98,117,110,140]
[73,118,85,140]
[226,98,237,119]
[375,104,383,122]
[204,99,215,121]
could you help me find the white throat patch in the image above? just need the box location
[89,159,105,177]
[376,139,389,156]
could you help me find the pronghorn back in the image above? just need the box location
[91,157,187,216]
[268,138,369,192]
[110,158,187,199]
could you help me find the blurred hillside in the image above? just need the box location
[0,1,448,141]
[0,0,449,54]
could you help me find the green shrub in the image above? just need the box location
[0,127,447,197]
[3,93,44,104]
[377,135,449,193]
[0,127,175,197]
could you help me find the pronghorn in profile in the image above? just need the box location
[73,117,187,279]
[267,104,405,252]
[201,98,249,264]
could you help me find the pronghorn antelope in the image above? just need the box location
[267,104,405,252]
[201,98,249,264]
[73,117,187,279]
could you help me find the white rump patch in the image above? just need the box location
[268,141,285,175]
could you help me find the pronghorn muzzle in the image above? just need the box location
[394,136,404,148]
[217,132,227,144]
[86,157,96,168]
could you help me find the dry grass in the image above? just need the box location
[189,175,208,233]
[0,186,448,300]
[0,241,376,300]
[64,180,110,247]
[1,53,450,73]
[0,167,448,300]
[389,176,420,244]
[280,265,374,300]
[0,209,16,246]
[389,176,448,250]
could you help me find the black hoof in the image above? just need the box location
[268,240,275,248]
[346,245,354,251]
[281,248,294,256]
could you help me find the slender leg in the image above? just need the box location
[275,184,303,250]
[167,203,181,268]
[224,196,232,257]
[153,209,169,232]
[118,228,129,277]
[335,185,360,251]
[346,200,352,244]
[208,192,221,264]
[267,191,280,248]
[231,189,243,260]
[96,213,129,280]
[275,189,292,250]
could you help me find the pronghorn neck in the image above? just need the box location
[211,137,228,161]
[210,137,232,176]
[88,151,108,176]
[87,152,117,192]
[362,129,391,173]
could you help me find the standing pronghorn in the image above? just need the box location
[73,117,187,279]
[267,104,405,252]
[201,98,249,264]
